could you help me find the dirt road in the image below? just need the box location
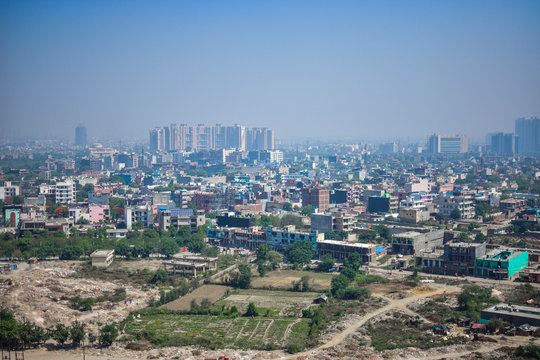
[281,284,458,359]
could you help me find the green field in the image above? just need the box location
[125,313,310,349]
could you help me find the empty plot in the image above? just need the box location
[251,270,333,291]
[161,284,231,311]
[222,289,320,315]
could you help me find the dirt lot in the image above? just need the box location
[250,270,333,291]
[162,284,231,311]
[0,261,160,332]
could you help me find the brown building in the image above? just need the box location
[302,186,330,212]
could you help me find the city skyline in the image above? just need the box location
[1,1,539,141]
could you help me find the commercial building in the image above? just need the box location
[475,249,528,279]
[302,186,330,212]
[378,142,398,154]
[192,189,236,212]
[391,230,444,255]
[317,240,376,264]
[515,117,540,154]
[207,226,266,250]
[428,134,468,154]
[75,126,87,148]
[90,249,114,267]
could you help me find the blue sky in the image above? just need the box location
[1,1,539,142]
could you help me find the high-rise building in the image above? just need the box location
[489,133,518,156]
[149,124,273,152]
[427,134,468,154]
[75,126,87,147]
[515,117,540,154]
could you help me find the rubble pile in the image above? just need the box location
[0,262,159,331]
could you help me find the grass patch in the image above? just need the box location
[377,255,391,265]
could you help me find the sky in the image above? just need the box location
[1,1,539,143]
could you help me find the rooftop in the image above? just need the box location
[317,239,375,248]
[90,249,114,257]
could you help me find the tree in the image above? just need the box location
[69,321,85,347]
[245,302,258,317]
[150,269,169,284]
[285,241,314,265]
[159,237,180,258]
[267,251,283,268]
[59,245,83,260]
[324,231,337,240]
[237,264,252,289]
[98,324,118,347]
[51,323,69,346]
[475,233,487,242]
[300,205,313,216]
[283,202,293,211]
[316,254,335,272]
[256,244,271,262]
[343,252,362,271]
[450,208,461,220]
[257,260,268,277]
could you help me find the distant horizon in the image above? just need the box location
[1,1,539,141]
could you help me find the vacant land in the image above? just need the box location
[366,312,468,351]
[250,270,333,291]
[125,312,310,349]
[162,284,232,311]
[220,289,321,315]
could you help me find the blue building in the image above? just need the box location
[266,226,323,250]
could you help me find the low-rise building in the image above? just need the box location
[391,230,444,255]
[267,226,323,250]
[317,240,375,264]
[90,249,114,267]
[481,304,540,326]
[416,242,486,276]
[475,249,528,279]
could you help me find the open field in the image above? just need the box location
[125,312,310,349]
[161,284,232,311]
[219,288,321,315]
[250,270,333,291]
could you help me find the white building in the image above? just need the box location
[39,179,76,204]
[438,194,475,219]
[124,205,153,229]
[90,249,114,267]
[0,182,20,200]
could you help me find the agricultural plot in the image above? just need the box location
[250,270,333,291]
[162,284,231,311]
[125,313,310,349]
[220,289,321,316]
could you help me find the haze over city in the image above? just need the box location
[1,1,539,142]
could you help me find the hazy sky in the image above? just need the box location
[1,1,539,142]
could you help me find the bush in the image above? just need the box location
[98,324,118,347]
[339,288,370,300]
[245,302,258,317]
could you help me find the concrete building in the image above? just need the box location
[0,181,20,201]
[416,242,486,276]
[90,249,114,267]
[158,209,205,232]
[75,125,87,148]
[489,133,518,156]
[367,194,398,214]
[302,186,330,212]
[217,214,256,228]
[399,208,430,224]
[163,255,218,277]
[40,179,76,204]
[515,117,540,154]
[311,211,355,233]
[124,205,153,229]
[428,134,468,154]
[438,194,474,219]
[475,249,528,279]
[391,230,444,255]
[267,226,323,250]
[207,226,266,250]
[481,304,540,326]
[405,178,431,193]
[317,240,376,264]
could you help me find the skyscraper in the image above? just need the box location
[515,117,540,154]
[489,133,518,156]
[75,126,87,147]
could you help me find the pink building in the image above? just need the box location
[89,205,109,224]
